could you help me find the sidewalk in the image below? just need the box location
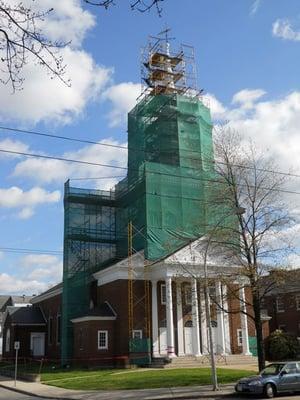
[0,376,235,400]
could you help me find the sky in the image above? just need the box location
[1,0,300,294]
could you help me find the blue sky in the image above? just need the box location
[1,0,300,294]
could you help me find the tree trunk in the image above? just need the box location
[252,291,266,371]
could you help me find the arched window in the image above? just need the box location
[5,328,10,352]
[184,320,193,328]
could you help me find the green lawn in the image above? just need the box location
[41,368,256,390]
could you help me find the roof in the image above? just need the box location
[31,282,63,304]
[71,302,117,323]
[263,269,300,296]
[6,306,46,325]
[11,295,33,305]
[0,295,11,312]
[83,302,116,317]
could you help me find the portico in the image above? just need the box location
[93,236,252,361]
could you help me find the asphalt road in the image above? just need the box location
[188,396,300,400]
[0,387,51,400]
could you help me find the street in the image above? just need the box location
[185,396,300,400]
[0,387,51,400]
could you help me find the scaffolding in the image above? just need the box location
[127,222,151,365]
[61,182,117,364]
[61,34,215,364]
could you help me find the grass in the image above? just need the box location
[40,367,256,390]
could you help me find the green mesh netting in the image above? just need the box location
[62,93,215,363]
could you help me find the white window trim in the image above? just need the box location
[237,329,243,346]
[296,295,300,311]
[132,329,143,339]
[161,284,166,305]
[98,330,108,350]
[184,285,192,305]
[276,297,285,313]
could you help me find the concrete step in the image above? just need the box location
[149,354,257,369]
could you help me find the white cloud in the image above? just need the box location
[32,0,96,47]
[18,207,35,220]
[0,48,112,124]
[13,139,127,189]
[232,89,266,109]
[0,273,48,295]
[250,0,261,16]
[272,18,300,42]
[21,254,62,282]
[206,93,227,120]
[0,253,63,295]
[209,89,300,266]
[0,186,61,218]
[103,82,141,127]
[0,138,30,159]
[0,0,112,124]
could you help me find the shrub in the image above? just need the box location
[265,330,300,361]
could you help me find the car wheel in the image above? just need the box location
[264,383,276,398]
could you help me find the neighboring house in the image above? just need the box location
[0,295,33,355]
[0,296,11,356]
[264,269,300,337]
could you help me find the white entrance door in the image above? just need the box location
[30,333,45,357]
[184,327,193,355]
[159,328,167,355]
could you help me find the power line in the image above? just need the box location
[70,176,125,181]
[0,246,62,255]
[0,147,300,196]
[1,125,300,180]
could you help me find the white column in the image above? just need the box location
[200,287,208,354]
[176,282,184,356]
[222,284,231,354]
[151,280,160,357]
[216,281,226,355]
[192,278,201,357]
[239,286,251,355]
[166,277,176,357]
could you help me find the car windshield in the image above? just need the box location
[261,364,284,376]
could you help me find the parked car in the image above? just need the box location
[235,361,300,398]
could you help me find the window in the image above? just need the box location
[56,314,61,345]
[48,316,53,345]
[79,328,83,350]
[237,329,243,346]
[132,330,143,339]
[282,363,297,375]
[296,295,300,311]
[184,285,192,305]
[276,297,285,313]
[98,330,108,350]
[5,328,10,352]
[161,284,166,305]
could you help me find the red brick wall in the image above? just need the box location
[265,291,300,336]
[35,294,61,359]
[97,280,130,356]
[2,317,46,359]
[73,320,115,365]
